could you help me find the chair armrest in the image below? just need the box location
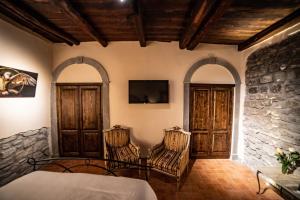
[104,144,110,159]
[148,142,164,158]
[177,147,189,175]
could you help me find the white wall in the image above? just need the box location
[0,19,52,139]
[191,64,235,84]
[57,63,102,83]
[52,42,243,149]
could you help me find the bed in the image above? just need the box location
[0,171,157,200]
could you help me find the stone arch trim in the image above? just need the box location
[51,56,110,156]
[183,57,241,160]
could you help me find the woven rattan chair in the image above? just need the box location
[147,126,191,189]
[103,125,140,171]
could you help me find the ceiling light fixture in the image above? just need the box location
[120,0,125,2]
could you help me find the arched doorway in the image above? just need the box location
[51,56,110,156]
[183,57,241,160]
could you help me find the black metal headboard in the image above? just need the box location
[27,157,151,180]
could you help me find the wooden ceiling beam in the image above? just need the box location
[0,0,79,46]
[51,0,108,47]
[179,0,216,49]
[132,0,146,47]
[187,0,233,50]
[238,8,300,51]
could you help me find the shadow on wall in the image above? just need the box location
[128,127,161,157]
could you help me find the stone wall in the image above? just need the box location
[0,127,50,186]
[243,32,300,169]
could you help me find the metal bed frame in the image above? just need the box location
[27,157,151,180]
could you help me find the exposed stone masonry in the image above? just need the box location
[0,127,50,186]
[243,32,300,169]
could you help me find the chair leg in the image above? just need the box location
[138,159,141,177]
[177,177,180,191]
[147,168,150,179]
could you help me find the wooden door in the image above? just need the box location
[57,83,102,158]
[190,84,234,158]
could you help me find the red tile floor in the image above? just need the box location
[41,159,283,200]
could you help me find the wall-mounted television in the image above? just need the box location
[129,80,169,104]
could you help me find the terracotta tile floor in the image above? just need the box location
[41,159,283,200]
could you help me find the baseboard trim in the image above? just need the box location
[231,154,239,160]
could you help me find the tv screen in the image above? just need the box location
[129,80,169,104]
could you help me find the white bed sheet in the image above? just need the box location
[0,171,157,200]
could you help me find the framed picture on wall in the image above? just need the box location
[0,66,38,97]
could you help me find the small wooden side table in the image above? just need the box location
[257,167,300,200]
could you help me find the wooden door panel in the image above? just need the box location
[60,87,79,130]
[190,84,233,158]
[191,131,209,157]
[57,84,102,158]
[82,132,100,157]
[80,86,102,157]
[190,87,211,156]
[211,133,228,154]
[60,131,80,156]
[212,89,230,131]
[81,87,100,130]
[211,88,232,157]
[191,89,210,130]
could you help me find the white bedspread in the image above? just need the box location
[0,171,157,200]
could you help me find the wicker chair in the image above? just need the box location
[147,126,191,189]
[103,125,140,170]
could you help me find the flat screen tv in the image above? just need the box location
[129,80,169,104]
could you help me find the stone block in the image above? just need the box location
[259,86,268,93]
[23,137,36,148]
[294,68,300,79]
[290,64,300,69]
[41,127,49,135]
[268,63,280,73]
[291,57,300,65]
[258,67,268,76]
[285,84,295,92]
[37,133,47,140]
[0,135,17,144]
[261,100,271,106]
[270,84,282,93]
[287,70,296,80]
[0,170,13,180]
[33,140,47,152]
[273,71,286,82]
[17,158,27,166]
[22,129,39,137]
[14,142,24,150]
[260,74,273,84]
[291,108,300,116]
[16,146,33,158]
[267,93,285,101]
[246,78,259,86]
[0,147,16,159]
[255,93,268,100]
[248,87,258,94]
[12,136,23,145]
[289,79,300,85]
[0,143,11,150]
[0,157,15,170]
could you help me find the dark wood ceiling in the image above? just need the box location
[0,0,299,51]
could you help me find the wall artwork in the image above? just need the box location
[0,66,38,97]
